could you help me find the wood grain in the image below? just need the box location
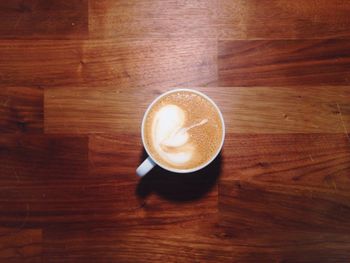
[89,133,219,224]
[45,86,350,134]
[0,0,88,39]
[222,134,350,190]
[0,133,217,227]
[0,176,216,227]
[42,175,350,263]
[219,180,350,262]
[0,39,216,88]
[0,135,88,180]
[90,0,217,39]
[0,228,41,262]
[0,87,43,133]
[89,134,142,177]
[43,217,321,263]
[219,40,350,86]
[44,217,305,263]
[42,218,232,263]
[218,0,350,40]
[2,0,350,262]
[2,133,348,261]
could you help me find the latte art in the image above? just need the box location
[143,90,224,170]
[152,104,208,165]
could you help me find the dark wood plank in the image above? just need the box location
[89,134,142,177]
[0,135,89,227]
[0,133,216,227]
[0,0,88,39]
[0,87,43,133]
[219,180,350,262]
[0,228,41,262]
[88,133,218,223]
[42,217,287,263]
[0,39,216,88]
[41,170,350,262]
[89,0,217,39]
[89,132,218,200]
[43,218,228,263]
[0,177,216,227]
[0,135,88,180]
[218,0,350,40]
[45,86,350,134]
[222,134,350,190]
[219,40,350,86]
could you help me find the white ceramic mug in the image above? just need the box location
[136,89,225,177]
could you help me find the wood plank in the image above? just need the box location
[45,86,350,134]
[43,218,231,263]
[0,228,41,262]
[0,0,88,39]
[89,0,217,39]
[0,135,89,227]
[88,133,218,222]
[218,0,350,40]
[45,86,157,134]
[0,39,216,88]
[89,134,143,177]
[222,134,350,190]
[0,134,216,227]
[41,175,350,262]
[89,132,219,198]
[0,87,43,133]
[42,217,284,263]
[219,180,350,262]
[0,178,216,227]
[43,208,350,263]
[219,40,350,86]
[0,135,88,181]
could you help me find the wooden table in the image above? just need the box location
[1,1,350,262]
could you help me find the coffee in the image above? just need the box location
[143,90,223,171]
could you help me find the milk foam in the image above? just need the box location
[151,104,207,166]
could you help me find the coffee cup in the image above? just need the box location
[136,89,225,176]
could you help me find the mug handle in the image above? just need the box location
[136,157,156,177]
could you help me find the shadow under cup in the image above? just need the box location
[137,89,225,177]
[137,150,223,202]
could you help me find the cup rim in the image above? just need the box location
[141,88,225,174]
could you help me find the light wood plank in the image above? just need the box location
[0,39,216,88]
[45,86,350,134]
[219,40,350,86]
[89,0,217,39]
[218,0,350,40]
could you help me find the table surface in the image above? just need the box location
[1,0,350,262]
